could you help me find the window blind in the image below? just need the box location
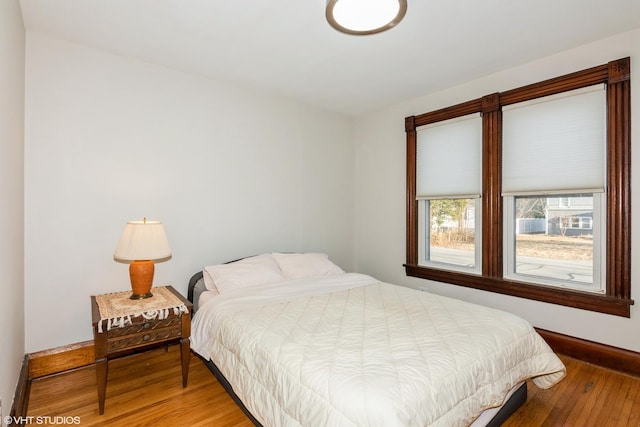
[416,113,482,199]
[502,84,606,195]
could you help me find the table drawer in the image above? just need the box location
[106,316,182,353]
[107,315,182,338]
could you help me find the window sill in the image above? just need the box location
[404,264,633,317]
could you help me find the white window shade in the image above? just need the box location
[416,113,482,199]
[502,85,606,195]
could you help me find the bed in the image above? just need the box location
[189,253,565,426]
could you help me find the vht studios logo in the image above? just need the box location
[4,416,81,425]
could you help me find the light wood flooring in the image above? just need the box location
[27,345,640,426]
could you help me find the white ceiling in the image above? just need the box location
[18,0,640,115]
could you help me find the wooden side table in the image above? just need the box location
[91,285,193,414]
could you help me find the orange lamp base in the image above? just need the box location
[129,260,155,299]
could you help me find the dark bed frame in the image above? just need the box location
[187,269,527,427]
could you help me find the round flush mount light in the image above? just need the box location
[326,0,408,36]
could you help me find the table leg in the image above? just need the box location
[95,357,108,414]
[180,337,190,387]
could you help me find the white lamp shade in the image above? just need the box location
[114,220,171,262]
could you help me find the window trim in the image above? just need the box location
[404,57,633,317]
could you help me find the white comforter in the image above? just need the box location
[191,273,565,427]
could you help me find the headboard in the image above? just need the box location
[187,270,205,312]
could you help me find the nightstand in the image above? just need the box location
[91,285,193,414]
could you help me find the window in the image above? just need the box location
[420,198,480,272]
[404,57,633,317]
[416,113,482,274]
[504,193,603,293]
[501,85,605,293]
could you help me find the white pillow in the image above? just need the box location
[201,269,219,296]
[272,252,344,280]
[204,254,286,294]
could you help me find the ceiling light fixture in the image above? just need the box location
[326,0,407,36]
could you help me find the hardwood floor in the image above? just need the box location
[27,345,640,426]
[27,345,253,427]
[503,355,640,427]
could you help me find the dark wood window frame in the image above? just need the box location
[405,57,633,317]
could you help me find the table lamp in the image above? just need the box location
[114,218,171,299]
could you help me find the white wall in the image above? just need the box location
[24,33,355,352]
[22,22,640,357]
[354,29,640,352]
[0,0,25,417]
